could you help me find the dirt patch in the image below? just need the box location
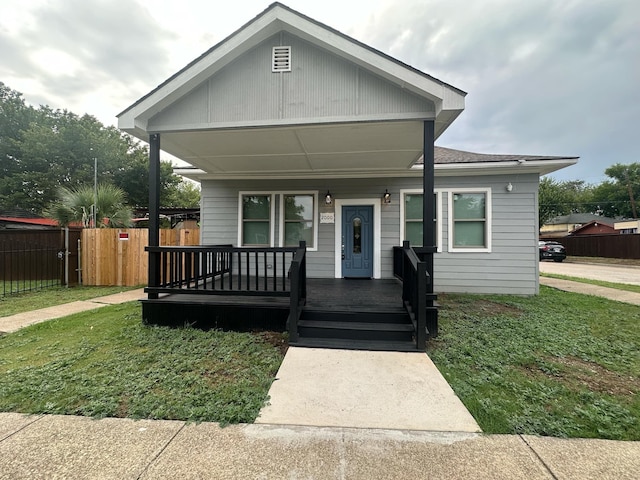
[254,331,289,356]
[473,299,522,317]
[522,356,640,396]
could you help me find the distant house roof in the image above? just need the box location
[569,220,618,236]
[545,213,616,227]
[0,217,58,228]
[430,146,579,165]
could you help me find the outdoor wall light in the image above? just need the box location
[382,189,391,204]
[325,191,333,205]
[506,182,513,192]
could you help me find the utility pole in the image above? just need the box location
[93,148,98,228]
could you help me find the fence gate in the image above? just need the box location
[0,229,80,296]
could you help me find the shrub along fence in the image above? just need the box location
[81,229,199,286]
[552,234,640,259]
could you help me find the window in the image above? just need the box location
[240,194,272,246]
[400,190,440,250]
[448,189,491,252]
[283,194,315,247]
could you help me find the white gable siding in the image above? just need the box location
[149,32,435,131]
[200,173,540,294]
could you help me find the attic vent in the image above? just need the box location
[272,46,291,72]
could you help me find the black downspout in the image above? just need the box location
[148,133,161,300]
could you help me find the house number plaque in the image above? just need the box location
[320,212,335,224]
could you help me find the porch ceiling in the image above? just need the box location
[161,120,425,178]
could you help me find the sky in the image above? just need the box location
[1,0,638,183]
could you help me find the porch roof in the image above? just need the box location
[117,3,466,178]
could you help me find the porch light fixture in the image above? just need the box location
[506,182,513,192]
[382,189,391,204]
[325,191,333,205]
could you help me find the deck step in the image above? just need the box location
[296,308,416,348]
[290,337,419,352]
[300,309,409,324]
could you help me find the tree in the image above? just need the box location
[163,180,201,208]
[0,82,193,214]
[538,177,595,226]
[590,163,640,219]
[44,184,132,228]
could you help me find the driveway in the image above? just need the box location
[539,261,640,286]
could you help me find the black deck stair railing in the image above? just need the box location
[287,241,307,342]
[145,244,299,296]
[393,241,430,350]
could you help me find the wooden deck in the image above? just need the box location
[141,278,404,329]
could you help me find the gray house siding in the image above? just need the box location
[149,32,434,131]
[200,172,540,295]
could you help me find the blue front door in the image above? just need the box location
[342,205,373,278]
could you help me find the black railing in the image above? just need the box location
[1,231,63,296]
[394,241,430,349]
[145,244,300,296]
[287,241,307,342]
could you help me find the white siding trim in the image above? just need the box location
[334,198,382,279]
[238,192,275,247]
[399,189,443,252]
[277,191,319,251]
[447,188,492,253]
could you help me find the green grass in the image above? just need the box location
[0,285,141,317]
[429,286,640,440]
[540,273,640,294]
[0,302,285,424]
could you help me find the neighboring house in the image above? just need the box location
[117,3,577,348]
[614,220,640,234]
[0,216,59,230]
[569,220,617,236]
[540,213,616,239]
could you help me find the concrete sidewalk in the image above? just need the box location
[539,276,640,305]
[1,413,638,479]
[0,288,145,334]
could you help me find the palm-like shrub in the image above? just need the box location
[45,184,133,228]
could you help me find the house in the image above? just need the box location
[614,219,640,234]
[569,220,617,236]
[540,213,616,239]
[117,3,577,350]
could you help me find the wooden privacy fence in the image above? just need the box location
[553,234,640,259]
[81,229,199,286]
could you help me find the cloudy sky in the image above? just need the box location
[1,0,638,183]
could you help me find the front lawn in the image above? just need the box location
[430,286,640,440]
[0,302,285,424]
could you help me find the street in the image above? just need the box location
[539,260,640,286]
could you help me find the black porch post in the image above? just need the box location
[422,120,438,337]
[148,133,161,299]
[423,120,435,294]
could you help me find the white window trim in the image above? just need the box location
[334,199,382,279]
[447,188,492,253]
[399,189,443,253]
[238,192,275,247]
[278,191,319,251]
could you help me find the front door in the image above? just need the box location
[342,205,374,278]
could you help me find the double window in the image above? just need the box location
[401,188,491,252]
[239,192,318,249]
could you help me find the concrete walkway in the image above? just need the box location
[257,347,480,432]
[0,288,145,334]
[1,413,638,479]
[539,277,640,305]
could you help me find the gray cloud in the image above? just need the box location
[360,0,640,182]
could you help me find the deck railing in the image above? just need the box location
[287,241,307,342]
[393,241,430,349]
[145,244,299,296]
